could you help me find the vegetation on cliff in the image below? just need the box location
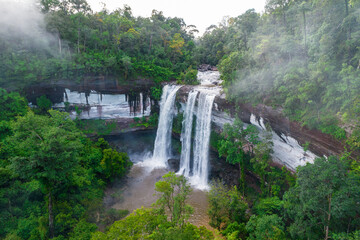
[195,0,360,140]
[0,1,198,90]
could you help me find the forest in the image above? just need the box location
[0,0,360,239]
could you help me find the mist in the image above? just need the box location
[0,0,56,52]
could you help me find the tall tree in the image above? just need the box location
[284,156,360,240]
[154,172,192,227]
[7,110,84,238]
[218,119,259,194]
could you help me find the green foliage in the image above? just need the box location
[1,3,198,90]
[35,95,52,113]
[8,110,84,191]
[207,180,248,231]
[6,110,86,237]
[178,68,199,85]
[218,119,259,193]
[284,156,360,239]
[100,149,131,181]
[154,172,193,227]
[149,223,213,240]
[101,209,129,227]
[172,113,183,134]
[0,89,28,121]
[151,86,163,101]
[222,222,246,240]
[209,130,221,150]
[254,197,283,216]
[0,106,131,239]
[250,127,274,195]
[0,89,28,139]
[332,230,360,240]
[68,219,97,240]
[148,113,159,127]
[245,214,286,240]
[92,207,213,240]
[131,114,159,129]
[91,208,166,240]
[78,119,117,136]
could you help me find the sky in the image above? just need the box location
[86,0,266,35]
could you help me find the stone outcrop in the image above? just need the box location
[198,64,218,72]
[234,102,345,158]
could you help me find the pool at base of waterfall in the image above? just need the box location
[103,131,213,230]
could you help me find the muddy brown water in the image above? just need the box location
[105,163,212,229]
[104,131,213,230]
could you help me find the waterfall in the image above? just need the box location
[190,92,215,189]
[152,85,181,167]
[178,90,198,177]
[140,92,143,114]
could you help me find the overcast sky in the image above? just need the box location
[87,0,266,35]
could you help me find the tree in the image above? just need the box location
[99,148,131,181]
[0,89,28,140]
[154,172,193,227]
[218,119,259,194]
[250,126,273,195]
[245,214,286,240]
[91,207,166,240]
[7,110,85,238]
[254,197,283,216]
[169,33,185,57]
[284,156,360,240]
[36,95,52,114]
[207,180,248,231]
[298,2,310,50]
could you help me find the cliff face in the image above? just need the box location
[234,102,345,158]
[177,83,350,171]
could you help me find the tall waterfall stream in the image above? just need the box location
[151,85,181,167]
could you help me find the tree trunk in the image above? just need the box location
[303,10,307,51]
[345,0,349,16]
[238,161,241,184]
[324,194,332,240]
[77,29,80,54]
[149,35,153,53]
[58,34,62,55]
[345,0,350,40]
[48,191,54,238]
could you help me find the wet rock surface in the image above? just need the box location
[167,158,180,172]
[198,64,218,72]
[234,102,349,159]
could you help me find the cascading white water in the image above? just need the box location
[178,90,198,177]
[54,89,152,119]
[152,85,181,167]
[190,92,215,189]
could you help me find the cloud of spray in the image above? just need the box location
[0,0,56,52]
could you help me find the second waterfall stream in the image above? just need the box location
[152,85,181,167]
[151,84,215,190]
